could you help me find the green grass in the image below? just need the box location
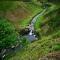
[18,3,43,27]
[5,29,60,60]
[34,4,57,30]
[4,3,60,60]
[34,16,43,30]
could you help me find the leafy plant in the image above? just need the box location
[19,36,29,47]
[52,44,60,51]
[0,18,18,51]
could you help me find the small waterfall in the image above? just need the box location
[26,9,47,41]
[29,30,33,35]
[28,23,34,35]
[28,9,46,36]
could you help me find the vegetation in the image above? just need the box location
[0,0,60,60]
[4,29,60,60]
[0,18,18,51]
[18,2,43,27]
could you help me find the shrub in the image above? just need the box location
[0,18,18,51]
[19,36,29,47]
[52,44,60,51]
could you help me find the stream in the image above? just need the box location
[0,9,47,59]
[25,9,47,42]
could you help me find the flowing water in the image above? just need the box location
[25,9,47,42]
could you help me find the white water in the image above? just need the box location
[29,9,46,36]
[29,30,33,35]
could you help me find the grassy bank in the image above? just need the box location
[1,1,60,60]
[18,2,43,28]
[5,29,60,60]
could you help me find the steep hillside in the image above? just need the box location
[6,30,60,60]
[0,1,60,60]
[0,1,43,59]
[4,2,60,60]
[0,1,42,28]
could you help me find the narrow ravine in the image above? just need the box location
[29,9,47,35]
[25,9,47,42]
[2,9,47,59]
